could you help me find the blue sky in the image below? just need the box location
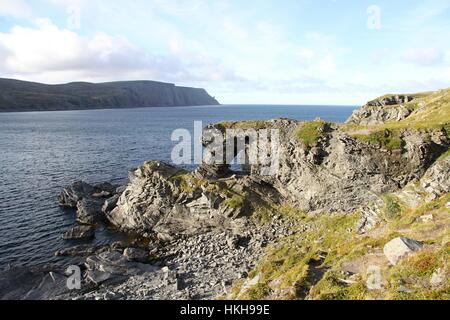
[0,0,449,104]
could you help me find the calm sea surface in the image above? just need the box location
[0,105,356,268]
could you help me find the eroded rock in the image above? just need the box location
[123,248,149,263]
[62,226,95,240]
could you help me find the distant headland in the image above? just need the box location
[0,78,220,112]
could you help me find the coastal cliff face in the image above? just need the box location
[41,87,448,301]
[0,78,219,112]
[93,88,449,300]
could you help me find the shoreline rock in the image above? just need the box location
[62,226,95,240]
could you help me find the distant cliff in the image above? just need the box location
[0,78,219,112]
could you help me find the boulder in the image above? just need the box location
[94,182,118,195]
[76,198,104,225]
[58,181,95,208]
[430,268,445,287]
[383,237,423,265]
[62,226,95,240]
[85,251,156,276]
[85,270,118,286]
[123,248,149,263]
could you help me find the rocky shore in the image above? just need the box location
[1,88,448,300]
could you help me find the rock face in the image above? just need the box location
[383,237,423,265]
[106,161,279,237]
[0,78,219,112]
[347,94,415,125]
[358,155,450,233]
[84,251,157,286]
[204,119,448,215]
[76,199,104,225]
[58,181,95,208]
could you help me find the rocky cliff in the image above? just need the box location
[28,87,448,301]
[0,78,219,112]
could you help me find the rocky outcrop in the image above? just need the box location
[0,267,72,300]
[106,161,280,238]
[347,94,415,125]
[204,119,448,215]
[358,154,450,233]
[59,181,122,226]
[62,226,95,240]
[0,78,219,112]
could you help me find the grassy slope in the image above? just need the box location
[230,194,449,300]
[343,88,450,151]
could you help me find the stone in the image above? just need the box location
[430,268,445,287]
[76,198,104,225]
[62,225,95,240]
[123,248,149,263]
[58,181,95,208]
[419,214,434,223]
[85,251,156,276]
[94,182,118,195]
[383,237,423,265]
[86,270,115,286]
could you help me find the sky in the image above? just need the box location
[0,0,449,105]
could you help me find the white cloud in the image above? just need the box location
[0,0,33,18]
[0,19,238,84]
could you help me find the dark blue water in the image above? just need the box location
[0,105,356,268]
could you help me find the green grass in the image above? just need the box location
[386,245,449,300]
[437,148,450,161]
[236,211,361,300]
[352,129,402,151]
[296,121,329,147]
[308,270,367,300]
[170,171,204,193]
[243,283,272,300]
[224,194,247,209]
[216,120,272,130]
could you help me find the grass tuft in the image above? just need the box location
[296,121,329,147]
